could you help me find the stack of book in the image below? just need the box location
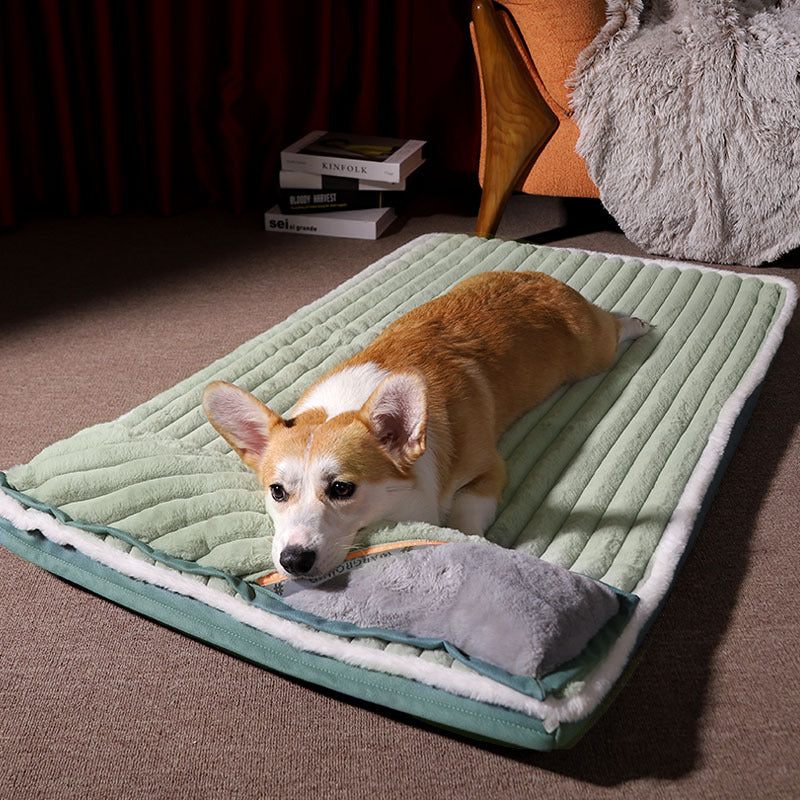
[265,131,426,240]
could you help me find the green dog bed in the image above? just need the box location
[1,233,794,749]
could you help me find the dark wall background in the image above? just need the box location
[0,0,481,226]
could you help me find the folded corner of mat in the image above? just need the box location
[276,541,632,682]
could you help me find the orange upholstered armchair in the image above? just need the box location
[471,0,606,236]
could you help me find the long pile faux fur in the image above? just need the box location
[569,0,800,266]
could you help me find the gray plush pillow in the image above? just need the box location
[280,542,620,679]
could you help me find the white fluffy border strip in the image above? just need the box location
[1,239,796,735]
[0,490,570,731]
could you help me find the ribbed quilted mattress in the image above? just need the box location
[1,233,794,749]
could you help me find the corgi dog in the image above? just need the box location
[203,271,649,578]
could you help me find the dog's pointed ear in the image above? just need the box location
[360,372,427,472]
[202,381,282,472]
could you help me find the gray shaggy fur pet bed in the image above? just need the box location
[570,0,800,266]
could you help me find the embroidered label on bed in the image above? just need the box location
[257,539,445,596]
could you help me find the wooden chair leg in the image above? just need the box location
[472,0,558,238]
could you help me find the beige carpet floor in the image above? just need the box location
[1,193,798,798]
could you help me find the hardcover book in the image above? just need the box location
[279,169,411,192]
[280,131,425,184]
[263,204,396,240]
[278,188,395,215]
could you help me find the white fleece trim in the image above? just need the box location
[2,245,795,734]
[0,490,561,728]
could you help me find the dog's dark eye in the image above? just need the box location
[328,480,355,500]
[269,483,288,502]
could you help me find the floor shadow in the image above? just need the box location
[0,208,271,328]
[0,185,482,332]
[770,245,800,269]
[402,170,483,220]
[518,198,621,246]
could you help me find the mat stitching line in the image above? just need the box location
[490,267,688,550]
[560,272,751,574]
[601,278,770,586]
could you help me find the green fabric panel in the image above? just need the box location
[7,234,787,594]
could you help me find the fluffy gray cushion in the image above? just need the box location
[571,0,800,265]
[280,542,620,679]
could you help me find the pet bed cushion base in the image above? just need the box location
[0,514,587,750]
[1,233,794,749]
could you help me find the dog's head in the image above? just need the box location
[202,374,427,577]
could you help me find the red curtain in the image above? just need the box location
[0,0,480,226]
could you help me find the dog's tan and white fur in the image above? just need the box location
[203,271,649,578]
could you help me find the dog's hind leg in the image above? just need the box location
[617,316,651,343]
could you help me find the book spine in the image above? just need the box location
[263,208,396,240]
[278,189,392,215]
[281,151,401,183]
[280,131,425,183]
[279,171,407,191]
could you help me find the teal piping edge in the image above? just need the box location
[0,514,585,750]
[0,472,636,702]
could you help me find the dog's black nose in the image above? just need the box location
[280,545,317,575]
